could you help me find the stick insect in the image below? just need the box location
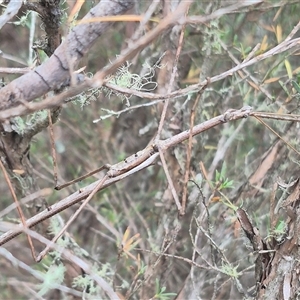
[2,106,300,261]
[36,143,158,261]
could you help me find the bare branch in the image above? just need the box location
[1,34,299,120]
[0,106,252,246]
[0,1,22,30]
[0,0,135,110]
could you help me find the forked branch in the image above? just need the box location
[0,106,252,247]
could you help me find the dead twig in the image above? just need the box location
[181,79,210,215]
[0,106,253,248]
[0,160,37,261]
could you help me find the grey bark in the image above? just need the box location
[0,0,134,110]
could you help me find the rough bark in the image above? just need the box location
[0,0,134,110]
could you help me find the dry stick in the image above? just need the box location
[250,111,300,122]
[155,4,190,140]
[55,165,108,190]
[136,248,215,271]
[0,4,298,120]
[5,106,299,258]
[253,115,300,156]
[174,5,190,215]
[0,0,192,121]
[0,67,31,74]
[219,38,273,101]
[36,174,109,262]
[0,107,253,247]
[158,148,182,211]
[130,0,160,41]
[155,3,190,213]
[181,79,210,215]
[37,144,158,261]
[0,160,37,261]
[93,0,193,87]
[47,110,59,186]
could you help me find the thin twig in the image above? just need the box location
[0,67,31,74]
[136,247,212,271]
[158,148,182,211]
[253,115,300,156]
[0,107,254,247]
[36,174,109,262]
[0,160,37,261]
[130,0,160,42]
[251,111,300,122]
[48,110,58,186]
[181,79,210,215]
[155,3,190,141]
[1,16,300,120]
[55,165,108,190]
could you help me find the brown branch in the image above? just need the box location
[0,106,252,246]
[0,1,272,120]
[0,160,37,261]
[181,80,209,215]
[7,226,120,300]
[0,1,22,30]
[0,0,135,110]
[185,0,264,24]
[1,32,299,120]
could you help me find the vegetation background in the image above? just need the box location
[0,0,300,299]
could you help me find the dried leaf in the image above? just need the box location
[259,35,268,52]
[284,59,293,79]
[264,77,280,84]
[13,169,25,175]
[276,24,282,43]
[236,208,255,243]
[68,0,85,22]
[281,179,300,208]
[249,141,280,187]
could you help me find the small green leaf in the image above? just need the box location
[291,80,300,94]
[220,162,227,179]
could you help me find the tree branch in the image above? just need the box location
[0,106,252,246]
[0,0,135,110]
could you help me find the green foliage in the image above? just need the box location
[10,117,26,135]
[267,219,287,243]
[11,110,48,135]
[76,57,161,121]
[10,11,32,27]
[214,162,234,190]
[202,20,223,54]
[221,262,240,279]
[291,79,300,94]
[72,263,113,298]
[37,263,66,296]
[152,279,177,300]
[137,260,147,275]
[234,43,253,60]
[72,73,100,108]
[73,273,99,296]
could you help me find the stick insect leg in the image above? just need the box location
[48,110,59,187]
[36,174,109,262]
[0,160,38,261]
[55,164,110,190]
[158,148,182,212]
